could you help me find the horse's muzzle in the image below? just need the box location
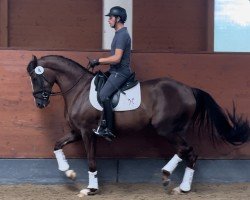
[36,100,50,109]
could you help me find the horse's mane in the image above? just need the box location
[40,55,94,75]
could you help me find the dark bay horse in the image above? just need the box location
[27,55,249,196]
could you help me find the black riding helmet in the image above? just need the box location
[105,6,127,23]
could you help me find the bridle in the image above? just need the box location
[30,63,90,100]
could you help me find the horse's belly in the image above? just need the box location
[115,110,149,132]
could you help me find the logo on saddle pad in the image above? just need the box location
[89,75,141,111]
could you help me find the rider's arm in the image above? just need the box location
[99,49,123,65]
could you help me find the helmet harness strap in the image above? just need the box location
[112,16,120,29]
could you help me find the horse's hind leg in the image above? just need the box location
[161,134,183,190]
[53,131,81,179]
[161,134,197,194]
[171,135,198,194]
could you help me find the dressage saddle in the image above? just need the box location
[94,71,138,108]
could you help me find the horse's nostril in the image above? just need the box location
[37,103,43,108]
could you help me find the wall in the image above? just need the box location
[133,0,209,51]
[0,50,249,159]
[1,0,211,51]
[7,0,102,50]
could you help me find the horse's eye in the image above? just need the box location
[33,77,38,82]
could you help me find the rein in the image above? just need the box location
[50,63,91,97]
[50,72,86,96]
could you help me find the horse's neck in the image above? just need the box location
[54,66,92,97]
[38,56,93,104]
[41,58,78,82]
[41,58,93,100]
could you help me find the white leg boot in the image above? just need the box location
[179,167,195,192]
[79,171,99,196]
[54,149,69,171]
[54,149,76,179]
[162,154,182,174]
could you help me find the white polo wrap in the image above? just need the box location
[162,154,182,174]
[87,171,98,189]
[54,149,69,171]
[179,167,195,192]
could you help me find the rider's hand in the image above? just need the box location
[89,58,100,68]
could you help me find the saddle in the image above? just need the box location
[94,71,138,108]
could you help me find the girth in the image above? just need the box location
[94,71,138,108]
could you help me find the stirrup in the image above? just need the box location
[93,127,115,141]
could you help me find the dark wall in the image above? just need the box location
[8,0,102,50]
[0,50,249,159]
[3,0,211,51]
[133,0,208,51]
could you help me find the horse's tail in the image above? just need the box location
[191,88,250,145]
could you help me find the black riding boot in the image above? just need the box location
[93,98,115,141]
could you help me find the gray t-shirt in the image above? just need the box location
[109,27,132,77]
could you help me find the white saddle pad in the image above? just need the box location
[89,77,141,111]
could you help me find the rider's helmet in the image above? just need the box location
[105,6,127,23]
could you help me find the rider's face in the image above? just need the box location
[108,16,116,27]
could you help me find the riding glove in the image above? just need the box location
[89,58,100,68]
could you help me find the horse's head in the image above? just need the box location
[27,55,55,108]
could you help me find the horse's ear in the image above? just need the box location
[31,54,38,67]
[32,55,37,63]
[27,55,38,74]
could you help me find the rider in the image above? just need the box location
[89,6,132,140]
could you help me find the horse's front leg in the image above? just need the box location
[53,131,82,179]
[78,130,98,197]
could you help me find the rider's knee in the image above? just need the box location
[99,90,106,102]
[100,95,110,103]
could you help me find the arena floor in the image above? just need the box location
[0,183,249,200]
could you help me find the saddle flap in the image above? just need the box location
[94,71,107,92]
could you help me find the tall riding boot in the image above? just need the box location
[103,98,114,134]
[93,98,115,140]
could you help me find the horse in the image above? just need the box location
[27,55,250,196]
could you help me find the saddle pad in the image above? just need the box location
[89,77,141,111]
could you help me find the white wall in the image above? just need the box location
[102,0,133,50]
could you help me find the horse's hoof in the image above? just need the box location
[162,170,171,190]
[65,169,76,180]
[162,178,171,190]
[78,188,98,197]
[171,186,189,195]
[171,186,181,195]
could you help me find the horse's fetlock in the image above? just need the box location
[54,144,61,151]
